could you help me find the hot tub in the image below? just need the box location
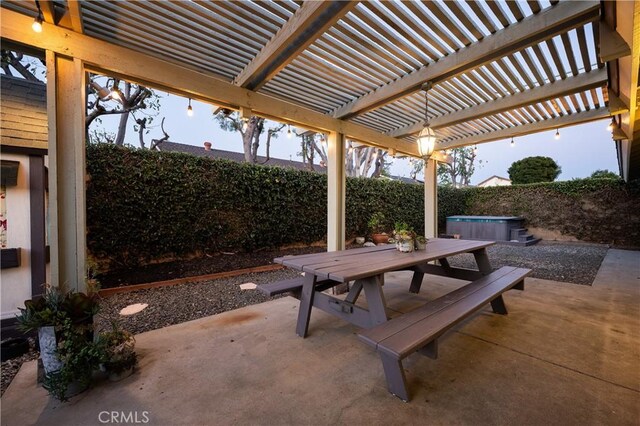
[446,216,524,242]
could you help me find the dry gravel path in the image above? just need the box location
[1,241,608,395]
[447,241,608,285]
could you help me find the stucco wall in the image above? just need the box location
[1,153,32,319]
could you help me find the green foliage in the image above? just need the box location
[43,317,103,402]
[437,147,481,187]
[436,178,640,247]
[508,156,561,184]
[367,212,388,234]
[590,169,620,179]
[86,145,425,268]
[16,286,100,332]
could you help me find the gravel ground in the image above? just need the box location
[447,241,608,285]
[1,241,609,395]
[95,269,303,335]
[1,338,38,396]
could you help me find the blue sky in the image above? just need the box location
[98,91,619,184]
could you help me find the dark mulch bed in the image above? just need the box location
[97,245,326,289]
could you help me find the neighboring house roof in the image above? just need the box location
[476,175,512,186]
[0,75,47,150]
[158,141,326,173]
[383,175,423,185]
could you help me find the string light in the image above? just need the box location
[510,137,515,147]
[606,117,616,132]
[32,1,43,33]
[110,88,122,102]
[241,118,248,132]
[554,129,560,140]
[286,124,292,139]
[187,98,193,117]
[473,145,478,152]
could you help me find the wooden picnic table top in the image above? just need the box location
[274,238,495,283]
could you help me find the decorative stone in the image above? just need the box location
[239,283,257,290]
[119,303,149,316]
[363,242,376,247]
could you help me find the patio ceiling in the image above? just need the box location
[0,0,631,154]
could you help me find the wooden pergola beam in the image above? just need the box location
[437,108,610,150]
[0,8,419,157]
[331,1,600,119]
[234,1,357,91]
[598,20,631,63]
[387,68,608,138]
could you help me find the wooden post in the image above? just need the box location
[327,131,345,252]
[46,52,87,292]
[424,159,438,239]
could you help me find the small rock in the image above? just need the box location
[363,242,376,247]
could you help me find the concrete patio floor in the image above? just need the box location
[2,270,639,425]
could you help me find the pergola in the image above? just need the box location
[1,0,638,293]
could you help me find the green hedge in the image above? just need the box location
[86,144,425,267]
[87,145,640,269]
[437,178,640,248]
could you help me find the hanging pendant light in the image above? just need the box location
[554,129,560,140]
[510,137,515,147]
[286,124,292,139]
[417,82,437,160]
[606,117,616,132]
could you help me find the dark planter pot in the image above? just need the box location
[372,233,389,244]
[1,337,29,362]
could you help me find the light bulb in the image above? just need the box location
[510,138,515,147]
[286,125,292,139]
[554,129,560,140]
[110,89,121,102]
[606,118,615,132]
[32,11,43,33]
[187,99,193,117]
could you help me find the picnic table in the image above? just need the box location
[269,238,494,336]
[260,238,530,401]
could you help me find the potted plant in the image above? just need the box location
[16,285,101,401]
[98,321,137,381]
[393,222,416,253]
[368,212,390,244]
[415,236,427,250]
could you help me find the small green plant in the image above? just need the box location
[415,236,427,244]
[43,317,104,401]
[393,222,416,242]
[98,320,137,376]
[16,285,102,401]
[368,212,388,234]
[16,285,99,332]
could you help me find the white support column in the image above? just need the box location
[424,159,438,239]
[327,132,346,251]
[46,52,87,292]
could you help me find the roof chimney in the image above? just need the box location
[204,141,212,151]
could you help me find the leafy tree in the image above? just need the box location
[214,110,284,163]
[409,147,481,186]
[86,76,164,148]
[590,169,619,179]
[508,156,561,184]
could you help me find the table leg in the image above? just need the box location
[472,248,493,275]
[409,271,424,294]
[362,275,388,325]
[296,274,317,338]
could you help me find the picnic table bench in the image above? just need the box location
[258,239,530,401]
[358,265,530,401]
